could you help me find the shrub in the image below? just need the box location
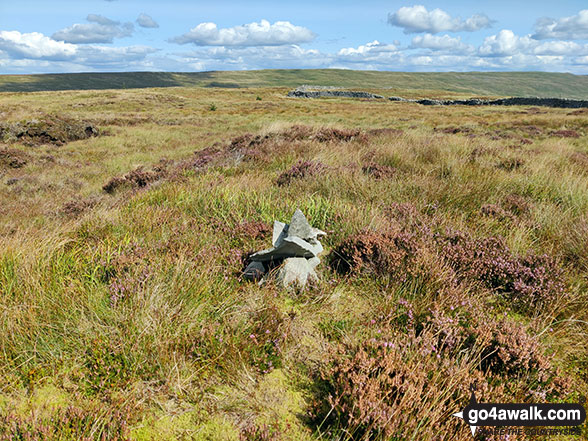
[480,204,512,221]
[551,129,579,138]
[0,403,131,441]
[311,301,568,440]
[102,167,163,194]
[496,158,525,171]
[0,148,30,169]
[329,229,419,279]
[435,231,565,309]
[361,162,397,179]
[275,160,326,186]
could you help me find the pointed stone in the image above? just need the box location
[272,220,288,247]
[287,209,313,240]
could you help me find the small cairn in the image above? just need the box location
[243,209,326,289]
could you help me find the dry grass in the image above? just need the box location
[0,86,587,440]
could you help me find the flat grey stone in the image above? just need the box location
[243,261,266,281]
[276,257,318,289]
[287,209,313,240]
[250,236,322,262]
[272,220,288,247]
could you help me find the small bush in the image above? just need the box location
[330,229,419,279]
[103,167,163,194]
[0,403,131,441]
[361,162,397,179]
[0,148,30,169]
[436,231,565,309]
[275,160,326,186]
[311,301,568,439]
[551,129,580,138]
[496,157,525,171]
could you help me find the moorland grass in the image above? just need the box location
[0,86,587,440]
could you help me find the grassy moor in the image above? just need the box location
[0,72,587,440]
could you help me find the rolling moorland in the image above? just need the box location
[1,70,588,99]
[0,71,588,440]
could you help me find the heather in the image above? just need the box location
[0,86,587,440]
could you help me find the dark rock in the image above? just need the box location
[243,261,266,281]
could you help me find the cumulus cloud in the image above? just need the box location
[338,40,398,56]
[478,30,531,57]
[0,29,157,73]
[479,29,588,57]
[410,34,472,52]
[388,5,493,34]
[176,44,324,70]
[533,10,588,40]
[137,13,159,29]
[0,30,76,60]
[52,14,133,44]
[170,19,316,46]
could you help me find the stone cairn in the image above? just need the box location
[243,209,326,288]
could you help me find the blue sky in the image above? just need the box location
[1,1,587,74]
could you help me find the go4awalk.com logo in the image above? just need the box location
[453,390,586,437]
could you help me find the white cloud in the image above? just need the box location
[388,5,492,34]
[533,40,587,56]
[177,44,325,70]
[0,31,77,60]
[533,10,588,40]
[137,13,159,29]
[478,30,532,57]
[0,30,157,73]
[52,15,134,44]
[410,34,472,52]
[338,40,398,56]
[170,19,316,46]
[479,29,588,57]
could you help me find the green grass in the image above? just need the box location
[1,69,588,99]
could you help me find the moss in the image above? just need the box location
[131,412,238,441]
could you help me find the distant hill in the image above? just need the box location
[0,69,587,99]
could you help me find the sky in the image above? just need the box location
[1,1,587,74]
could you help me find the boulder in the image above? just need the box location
[276,257,318,289]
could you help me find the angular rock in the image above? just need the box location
[243,261,266,281]
[276,257,318,289]
[250,236,322,262]
[272,220,288,247]
[287,209,313,240]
